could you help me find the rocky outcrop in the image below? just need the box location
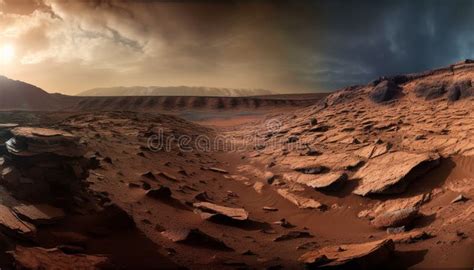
[1,127,90,202]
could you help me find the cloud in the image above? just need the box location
[0,0,473,94]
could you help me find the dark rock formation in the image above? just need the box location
[370,80,401,103]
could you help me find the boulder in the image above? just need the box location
[299,239,395,268]
[353,152,440,196]
[371,207,419,229]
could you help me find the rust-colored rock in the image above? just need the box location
[299,239,395,268]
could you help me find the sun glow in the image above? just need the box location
[0,44,16,64]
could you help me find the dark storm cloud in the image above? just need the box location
[277,0,474,90]
[1,0,473,93]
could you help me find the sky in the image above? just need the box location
[0,0,473,95]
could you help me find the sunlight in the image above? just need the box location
[0,43,15,64]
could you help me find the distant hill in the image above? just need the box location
[77,86,274,97]
[0,76,60,110]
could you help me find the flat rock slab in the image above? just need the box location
[299,239,395,268]
[9,246,109,270]
[0,205,36,238]
[283,172,347,190]
[13,204,65,225]
[193,202,249,221]
[277,189,324,210]
[371,207,419,229]
[161,228,232,250]
[353,152,440,196]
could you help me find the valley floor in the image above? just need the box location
[0,107,472,269]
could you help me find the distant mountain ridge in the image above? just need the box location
[77,86,274,97]
[0,75,59,111]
